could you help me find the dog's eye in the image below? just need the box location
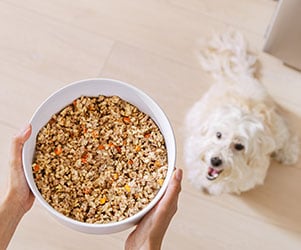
[216,132,222,139]
[234,143,244,151]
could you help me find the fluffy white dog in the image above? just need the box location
[184,31,299,195]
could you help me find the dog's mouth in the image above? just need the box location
[206,167,224,181]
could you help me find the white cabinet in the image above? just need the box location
[264,0,301,70]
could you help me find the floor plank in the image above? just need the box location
[3,0,274,67]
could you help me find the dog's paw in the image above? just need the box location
[273,137,300,165]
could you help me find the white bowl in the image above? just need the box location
[22,78,176,234]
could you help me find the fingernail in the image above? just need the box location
[175,169,183,181]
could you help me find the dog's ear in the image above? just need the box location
[257,132,276,155]
[246,125,276,169]
[252,103,279,155]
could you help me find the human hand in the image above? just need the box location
[125,168,183,250]
[0,125,34,249]
[6,124,34,215]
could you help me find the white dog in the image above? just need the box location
[184,31,299,195]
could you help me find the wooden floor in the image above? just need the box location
[1,0,301,249]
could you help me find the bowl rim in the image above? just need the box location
[22,78,176,232]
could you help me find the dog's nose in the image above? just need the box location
[211,157,222,167]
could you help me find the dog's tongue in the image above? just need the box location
[208,167,219,176]
[207,167,223,181]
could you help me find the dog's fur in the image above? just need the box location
[184,30,299,195]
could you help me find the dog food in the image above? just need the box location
[32,95,168,223]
